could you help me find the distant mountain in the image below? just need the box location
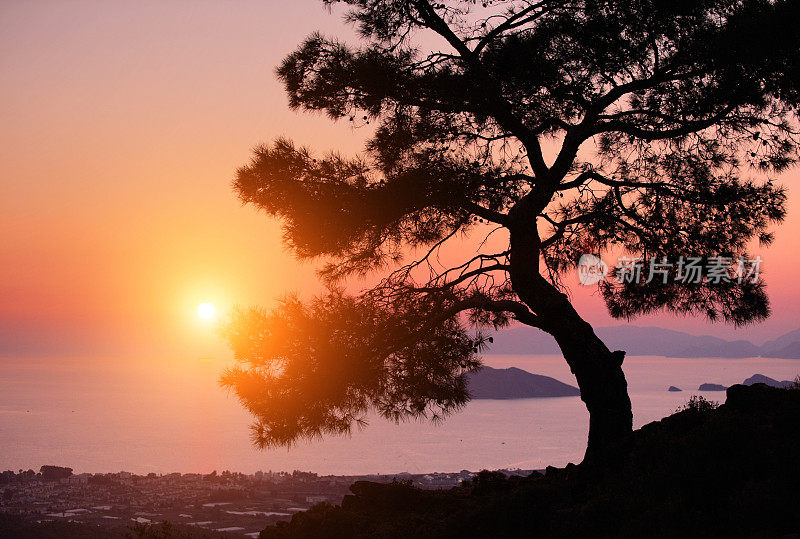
[485,328,561,355]
[595,326,757,358]
[486,325,800,359]
[760,329,800,358]
[765,343,800,359]
[742,374,795,388]
[672,340,761,359]
[466,366,580,399]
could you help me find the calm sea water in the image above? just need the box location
[0,355,797,475]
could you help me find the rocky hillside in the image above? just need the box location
[260,383,800,538]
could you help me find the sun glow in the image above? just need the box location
[197,302,216,319]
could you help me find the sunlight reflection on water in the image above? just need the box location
[0,355,796,475]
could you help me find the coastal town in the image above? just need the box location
[0,466,534,537]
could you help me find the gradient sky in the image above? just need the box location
[2,0,799,360]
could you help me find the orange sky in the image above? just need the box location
[1,0,799,359]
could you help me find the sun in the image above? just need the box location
[197,302,216,319]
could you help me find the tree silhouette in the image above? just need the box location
[222,0,799,458]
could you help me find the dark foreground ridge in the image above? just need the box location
[261,383,800,538]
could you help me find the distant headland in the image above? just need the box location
[467,366,580,399]
[487,325,800,359]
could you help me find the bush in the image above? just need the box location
[676,395,719,413]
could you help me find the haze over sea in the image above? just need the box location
[1,355,797,476]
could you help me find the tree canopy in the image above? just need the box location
[223,0,799,449]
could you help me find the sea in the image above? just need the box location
[1,355,797,476]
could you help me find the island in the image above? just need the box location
[698,383,727,391]
[467,366,580,399]
[668,386,682,392]
[742,374,795,388]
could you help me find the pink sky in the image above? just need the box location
[1,0,799,359]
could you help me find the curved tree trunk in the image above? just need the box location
[509,207,633,460]
[539,288,633,461]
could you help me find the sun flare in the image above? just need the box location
[197,302,216,319]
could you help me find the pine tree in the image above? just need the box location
[223,0,799,459]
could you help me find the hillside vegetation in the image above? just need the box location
[261,383,800,538]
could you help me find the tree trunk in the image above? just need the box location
[546,303,633,461]
[508,209,633,461]
[530,276,633,461]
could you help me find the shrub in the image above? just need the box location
[676,395,719,413]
